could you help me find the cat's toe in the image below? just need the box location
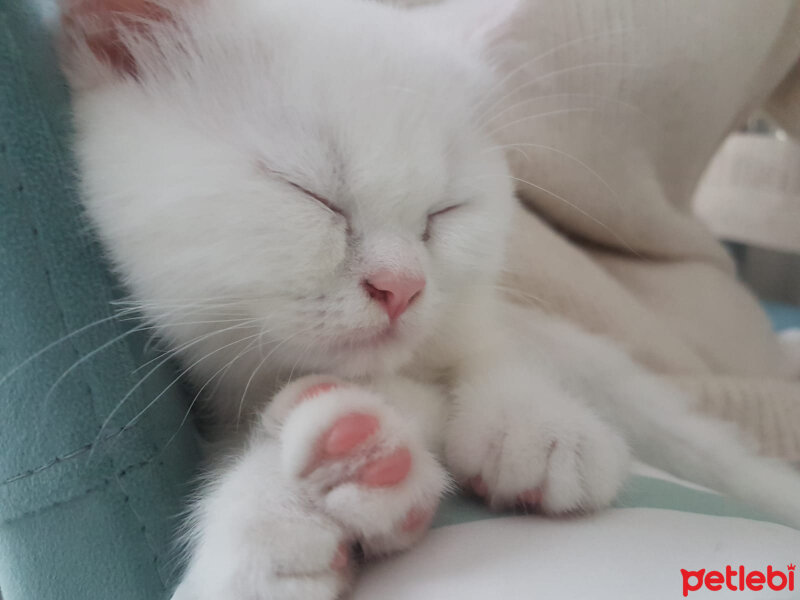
[516,488,543,509]
[469,475,489,498]
[330,542,351,572]
[358,446,412,486]
[323,413,380,457]
[400,505,435,533]
[296,411,382,477]
[539,423,629,514]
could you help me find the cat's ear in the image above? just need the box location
[418,0,523,55]
[59,0,184,87]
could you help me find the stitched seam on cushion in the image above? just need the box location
[110,458,168,591]
[1,455,158,526]
[1,424,130,485]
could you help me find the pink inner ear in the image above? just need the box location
[62,0,175,76]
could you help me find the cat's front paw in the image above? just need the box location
[445,377,630,514]
[266,376,448,556]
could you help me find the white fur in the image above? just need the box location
[59,0,800,598]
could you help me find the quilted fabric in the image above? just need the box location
[0,3,201,599]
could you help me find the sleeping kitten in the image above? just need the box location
[59,0,800,598]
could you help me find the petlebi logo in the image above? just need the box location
[681,564,795,596]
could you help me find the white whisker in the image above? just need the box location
[483,142,623,208]
[235,322,319,428]
[478,62,642,128]
[42,323,151,405]
[484,107,601,139]
[475,26,644,117]
[95,331,265,455]
[161,336,261,453]
[482,92,658,130]
[0,311,138,388]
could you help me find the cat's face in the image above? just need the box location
[62,0,516,379]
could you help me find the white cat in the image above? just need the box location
[59,0,800,598]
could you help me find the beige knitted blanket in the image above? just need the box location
[487,0,800,460]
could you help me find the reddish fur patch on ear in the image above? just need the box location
[62,0,175,76]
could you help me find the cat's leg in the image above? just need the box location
[444,302,800,525]
[440,301,631,514]
[173,375,447,600]
[514,313,800,527]
[445,358,631,514]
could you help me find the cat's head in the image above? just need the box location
[60,0,520,381]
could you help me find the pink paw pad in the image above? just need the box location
[330,542,350,571]
[301,412,379,477]
[469,476,489,498]
[323,413,380,456]
[297,381,340,404]
[517,488,542,508]
[401,506,434,533]
[359,447,412,487]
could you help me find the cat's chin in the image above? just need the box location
[307,327,422,378]
[330,325,397,351]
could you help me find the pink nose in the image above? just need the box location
[363,270,426,320]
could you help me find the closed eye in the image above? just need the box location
[422,203,464,242]
[287,181,345,217]
[255,159,346,217]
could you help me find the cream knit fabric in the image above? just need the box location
[695,135,800,254]
[485,0,800,459]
